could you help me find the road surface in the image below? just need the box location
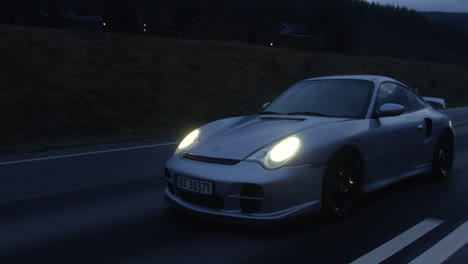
[0,108,467,264]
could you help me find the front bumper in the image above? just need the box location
[164,154,325,223]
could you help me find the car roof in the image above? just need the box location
[302,75,401,84]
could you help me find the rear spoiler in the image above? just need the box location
[423,97,446,109]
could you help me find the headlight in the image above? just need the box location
[175,129,200,154]
[246,136,301,169]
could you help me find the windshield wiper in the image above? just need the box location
[286,111,332,117]
[259,111,285,115]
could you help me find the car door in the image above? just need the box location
[401,87,431,168]
[367,82,426,182]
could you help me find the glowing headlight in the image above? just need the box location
[269,137,301,162]
[175,129,200,154]
[246,135,301,170]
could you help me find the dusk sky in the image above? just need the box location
[366,0,468,13]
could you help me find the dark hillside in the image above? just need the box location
[1,25,467,151]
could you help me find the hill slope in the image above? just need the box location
[0,25,467,151]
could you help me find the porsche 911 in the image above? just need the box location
[163,75,455,223]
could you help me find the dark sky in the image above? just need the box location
[366,0,468,13]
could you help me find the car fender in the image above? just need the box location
[290,119,371,167]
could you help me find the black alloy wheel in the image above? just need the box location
[322,148,362,220]
[433,130,454,179]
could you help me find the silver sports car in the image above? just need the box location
[164,75,455,223]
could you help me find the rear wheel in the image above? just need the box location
[322,148,362,220]
[432,130,454,179]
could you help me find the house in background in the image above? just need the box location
[278,23,311,39]
[276,23,314,50]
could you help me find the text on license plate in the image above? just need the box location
[176,176,213,195]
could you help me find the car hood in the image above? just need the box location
[187,115,350,160]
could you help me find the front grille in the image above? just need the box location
[241,199,263,214]
[164,167,171,178]
[183,153,240,165]
[241,184,263,197]
[167,181,175,194]
[177,189,224,210]
[241,184,263,213]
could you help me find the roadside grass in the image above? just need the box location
[1,25,467,152]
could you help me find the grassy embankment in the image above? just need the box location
[0,25,467,152]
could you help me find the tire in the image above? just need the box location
[322,148,362,220]
[432,130,454,179]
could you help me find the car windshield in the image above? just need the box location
[264,79,374,119]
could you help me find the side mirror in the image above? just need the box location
[262,102,270,109]
[378,103,405,117]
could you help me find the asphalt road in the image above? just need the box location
[0,108,467,264]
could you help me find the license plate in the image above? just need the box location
[176,176,213,195]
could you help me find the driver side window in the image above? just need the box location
[375,82,410,112]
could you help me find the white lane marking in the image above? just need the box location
[0,142,179,166]
[351,218,443,264]
[409,220,468,264]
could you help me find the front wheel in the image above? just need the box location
[432,130,454,179]
[322,148,362,220]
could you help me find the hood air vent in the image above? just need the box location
[260,117,306,121]
[183,153,240,165]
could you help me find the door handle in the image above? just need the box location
[417,124,424,131]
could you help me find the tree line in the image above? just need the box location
[1,0,467,66]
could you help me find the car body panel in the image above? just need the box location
[368,111,426,180]
[165,157,324,221]
[189,115,350,160]
[164,75,455,223]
